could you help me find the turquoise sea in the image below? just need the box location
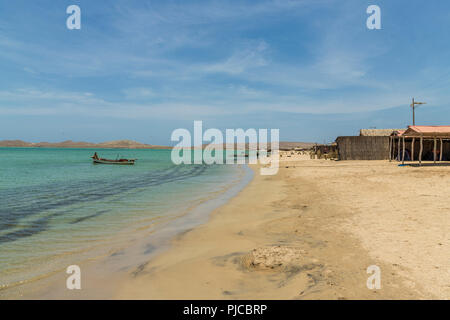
[0,148,246,293]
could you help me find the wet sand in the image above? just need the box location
[115,158,449,299]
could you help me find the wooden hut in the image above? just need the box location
[337,129,401,160]
[336,136,390,160]
[389,126,450,165]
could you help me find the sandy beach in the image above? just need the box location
[4,0,450,306]
[115,156,450,299]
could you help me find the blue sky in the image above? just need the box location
[1,0,450,145]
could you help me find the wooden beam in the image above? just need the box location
[411,137,415,161]
[419,136,423,166]
[434,137,437,164]
[389,137,392,161]
[440,138,443,162]
[402,136,406,164]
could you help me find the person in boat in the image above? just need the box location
[92,152,99,160]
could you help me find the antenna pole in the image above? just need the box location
[410,98,426,126]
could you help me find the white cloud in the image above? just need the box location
[0,84,428,119]
[203,41,269,75]
[1,0,446,121]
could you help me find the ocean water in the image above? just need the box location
[0,148,245,292]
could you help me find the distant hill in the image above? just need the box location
[278,142,317,150]
[0,139,316,150]
[0,139,171,149]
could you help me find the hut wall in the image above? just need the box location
[336,136,390,160]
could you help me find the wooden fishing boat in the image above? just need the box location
[91,153,136,165]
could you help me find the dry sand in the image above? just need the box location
[115,156,450,299]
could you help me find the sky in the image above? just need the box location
[1,0,450,145]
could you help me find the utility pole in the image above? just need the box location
[410,98,426,126]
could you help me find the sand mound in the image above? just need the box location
[241,246,306,271]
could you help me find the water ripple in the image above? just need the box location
[0,164,209,243]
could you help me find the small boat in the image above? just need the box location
[91,152,136,165]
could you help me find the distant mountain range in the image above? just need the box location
[0,139,171,149]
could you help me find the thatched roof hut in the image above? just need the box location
[360,129,403,136]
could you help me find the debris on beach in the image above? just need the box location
[241,246,309,271]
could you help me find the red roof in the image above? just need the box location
[403,125,450,136]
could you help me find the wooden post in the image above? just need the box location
[440,138,443,162]
[434,137,437,163]
[389,137,392,161]
[419,136,423,166]
[402,136,406,164]
[397,137,401,161]
[411,137,415,161]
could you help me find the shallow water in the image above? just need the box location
[0,148,243,291]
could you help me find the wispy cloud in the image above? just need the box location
[203,41,269,75]
[1,1,450,142]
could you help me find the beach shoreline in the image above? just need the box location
[1,163,252,299]
[113,158,449,299]
[4,157,449,299]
